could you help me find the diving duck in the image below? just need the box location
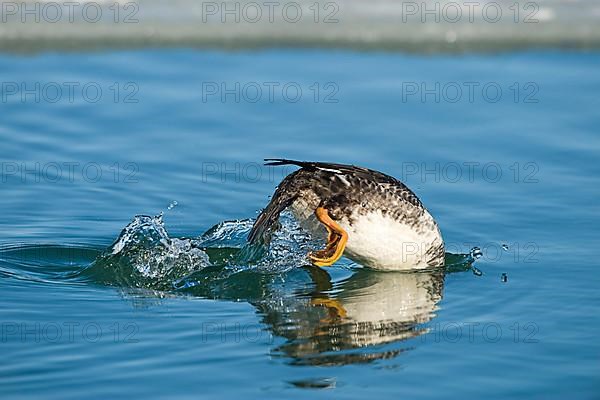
[248,159,445,271]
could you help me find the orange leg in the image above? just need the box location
[308,207,348,267]
[311,298,348,320]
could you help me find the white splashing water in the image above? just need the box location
[104,211,319,282]
[198,211,321,273]
[109,214,210,279]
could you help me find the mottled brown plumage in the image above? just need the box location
[249,159,444,270]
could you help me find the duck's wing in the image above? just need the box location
[247,169,300,244]
[249,159,423,244]
[249,159,340,244]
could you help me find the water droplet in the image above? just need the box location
[502,244,509,251]
[167,201,178,210]
[470,247,483,259]
[472,266,483,276]
[501,273,508,283]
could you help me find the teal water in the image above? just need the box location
[1,50,599,398]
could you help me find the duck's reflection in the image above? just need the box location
[90,236,449,366]
[105,259,447,366]
[252,267,444,366]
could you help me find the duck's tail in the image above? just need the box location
[263,158,315,169]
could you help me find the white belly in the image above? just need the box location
[341,211,443,270]
[291,198,443,270]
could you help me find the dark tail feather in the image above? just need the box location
[263,158,316,169]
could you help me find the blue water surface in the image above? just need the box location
[0,49,599,399]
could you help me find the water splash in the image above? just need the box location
[198,211,321,270]
[470,246,483,260]
[85,214,210,289]
[84,211,321,290]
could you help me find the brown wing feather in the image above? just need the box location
[249,159,424,243]
[247,170,300,244]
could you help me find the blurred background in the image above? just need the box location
[2,0,600,53]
